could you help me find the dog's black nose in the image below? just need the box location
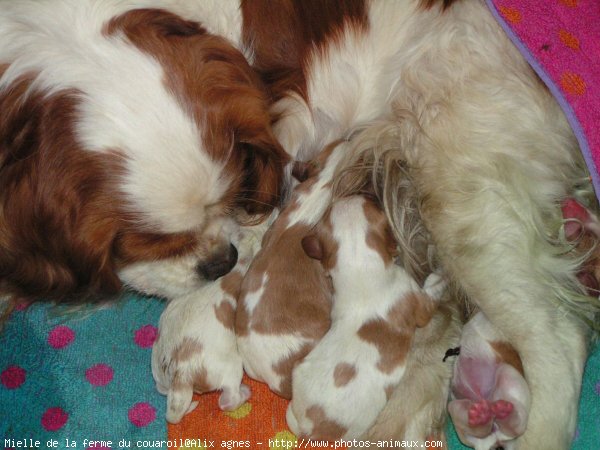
[495,447,505,450]
[196,244,238,281]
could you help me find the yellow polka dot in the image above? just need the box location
[560,0,578,7]
[270,430,297,449]
[498,6,522,24]
[223,401,252,419]
[560,71,586,96]
[559,29,580,50]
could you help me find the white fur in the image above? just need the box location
[449,312,531,450]
[287,197,444,439]
[264,2,592,447]
[151,220,268,423]
[118,217,239,298]
[0,0,236,234]
[236,143,348,396]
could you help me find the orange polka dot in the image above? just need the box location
[559,29,580,50]
[498,6,522,24]
[560,72,586,96]
[560,0,578,7]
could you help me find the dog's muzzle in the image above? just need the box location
[196,244,238,281]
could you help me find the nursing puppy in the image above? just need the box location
[152,222,267,423]
[238,1,598,445]
[448,311,530,450]
[236,141,347,398]
[286,195,446,440]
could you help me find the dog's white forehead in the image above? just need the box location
[0,0,234,234]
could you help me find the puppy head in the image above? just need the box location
[0,8,288,300]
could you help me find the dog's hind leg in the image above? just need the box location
[411,124,591,449]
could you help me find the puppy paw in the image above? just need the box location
[423,272,446,301]
[218,384,251,411]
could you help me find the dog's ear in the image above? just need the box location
[106,8,206,40]
[239,136,290,215]
[301,235,324,261]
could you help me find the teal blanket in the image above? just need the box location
[0,295,166,449]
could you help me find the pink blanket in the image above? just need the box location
[487,0,600,200]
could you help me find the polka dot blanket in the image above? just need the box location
[486,0,600,199]
[0,294,165,449]
[2,1,600,449]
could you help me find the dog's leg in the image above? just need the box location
[414,146,589,449]
[362,301,461,445]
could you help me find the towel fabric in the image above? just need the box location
[486,0,600,199]
[2,1,600,448]
[0,295,166,449]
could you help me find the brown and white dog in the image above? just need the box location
[151,221,268,424]
[236,141,347,399]
[0,0,287,302]
[286,194,446,440]
[2,1,599,447]
[235,2,598,447]
[448,311,530,450]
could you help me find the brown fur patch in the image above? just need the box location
[271,343,313,399]
[358,293,435,373]
[174,337,203,363]
[237,219,332,338]
[106,8,288,215]
[214,300,236,331]
[362,198,397,266]
[220,269,244,301]
[0,74,125,299]
[306,405,348,440]
[333,362,357,387]
[241,1,368,104]
[491,341,524,376]
[357,318,411,374]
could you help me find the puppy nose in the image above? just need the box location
[196,244,238,281]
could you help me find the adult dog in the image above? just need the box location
[1,1,597,448]
[0,0,288,300]
[230,0,597,447]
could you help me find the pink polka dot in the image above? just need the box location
[134,325,157,348]
[128,402,156,427]
[86,445,110,450]
[41,407,69,431]
[85,364,114,387]
[48,326,75,349]
[595,381,600,395]
[1,365,26,389]
[14,300,30,311]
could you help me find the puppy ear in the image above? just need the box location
[301,235,324,260]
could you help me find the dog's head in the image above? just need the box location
[0,7,288,300]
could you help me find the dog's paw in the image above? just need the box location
[218,384,251,411]
[423,272,446,301]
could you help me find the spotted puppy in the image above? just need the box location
[236,140,348,399]
[152,221,268,424]
[286,195,446,440]
[448,311,530,450]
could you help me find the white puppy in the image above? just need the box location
[286,195,446,440]
[152,221,268,423]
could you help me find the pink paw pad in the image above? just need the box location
[491,399,514,420]
[468,400,492,426]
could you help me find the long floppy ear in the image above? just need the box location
[0,71,123,302]
[301,235,324,261]
[239,134,290,214]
